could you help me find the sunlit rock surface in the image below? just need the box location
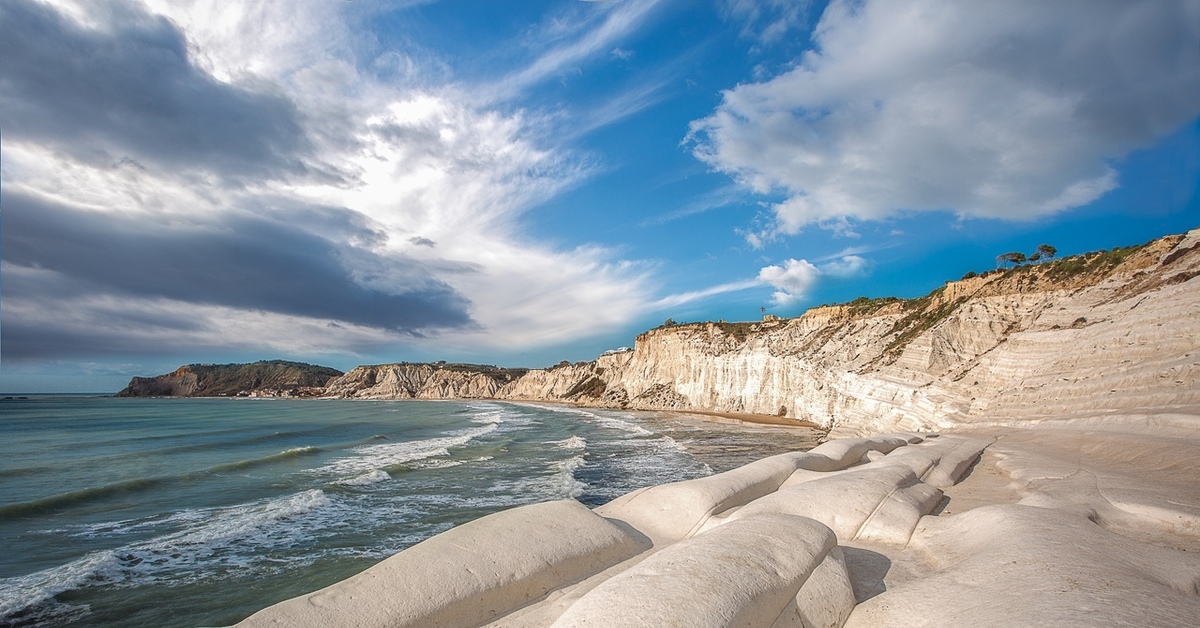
[496,229,1200,437]
[237,427,1200,627]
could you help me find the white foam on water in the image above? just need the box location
[553,455,588,499]
[411,455,494,471]
[0,489,334,623]
[335,469,391,487]
[554,435,587,450]
[72,508,210,539]
[572,408,655,436]
[0,550,122,621]
[463,402,533,429]
[315,424,497,477]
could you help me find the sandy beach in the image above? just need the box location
[676,409,827,430]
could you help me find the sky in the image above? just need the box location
[2,0,1199,392]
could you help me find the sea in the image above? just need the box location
[0,396,821,627]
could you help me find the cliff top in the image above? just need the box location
[642,229,1195,341]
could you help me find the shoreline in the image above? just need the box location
[496,398,830,433]
[672,408,827,431]
[98,394,827,432]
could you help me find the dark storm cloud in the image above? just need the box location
[0,0,310,180]
[1,192,475,339]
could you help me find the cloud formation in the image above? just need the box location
[758,254,871,305]
[757,259,820,305]
[1,263,405,360]
[691,0,1200,239]
[2,192,472,332]
[0,0,314,182]
[1,0,656,366]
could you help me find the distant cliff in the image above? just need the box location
[116,360,343,397]
[321,363,528,399]
[494,228,1200,436]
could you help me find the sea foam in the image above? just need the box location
[0,489,334,623]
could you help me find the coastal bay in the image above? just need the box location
[0,397,820,627]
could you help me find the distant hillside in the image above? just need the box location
[116,360,344,397]
[321,363,530,399]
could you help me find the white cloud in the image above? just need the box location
[3,0,659,364]
[757,254,872,304]
[722,0,812,45]
[819,254,871,278]
[493,0,665,98]
[691,0,1200,236]
[653,279,761,309]
[757,258,820,305]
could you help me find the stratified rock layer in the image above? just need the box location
[496,229,1200,436]
[321,363,527,399]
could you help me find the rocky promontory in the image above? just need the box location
[116,360,343,398]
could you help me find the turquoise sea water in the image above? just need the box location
[0,396,820,627]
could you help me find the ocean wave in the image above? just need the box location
[463,402,533,428]
[647,434,689,453]
[314,424,498,477]
[0,465,51,480]
[208,445,320,473]
[0,477,170,519]
[543,406,655,436]
[553,455,588,499]
[334,470,391,487]
[0,447,324,519]
[0,490,333,623]
[554,435,588,450]
[408,455,494,471]
[593,413,655,436]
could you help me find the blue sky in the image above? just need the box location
[2,0,1198,392]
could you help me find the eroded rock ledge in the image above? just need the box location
[235,427,1200,627]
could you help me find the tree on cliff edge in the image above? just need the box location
[996,252,1026,268]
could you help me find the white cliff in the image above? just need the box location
[496,229,1200,436]
[322,363,527,400]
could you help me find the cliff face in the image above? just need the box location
[117,360,343,397]
[495,229,1200,436]
[321,363,528,399]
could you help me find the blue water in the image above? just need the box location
[0,396,820,627]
